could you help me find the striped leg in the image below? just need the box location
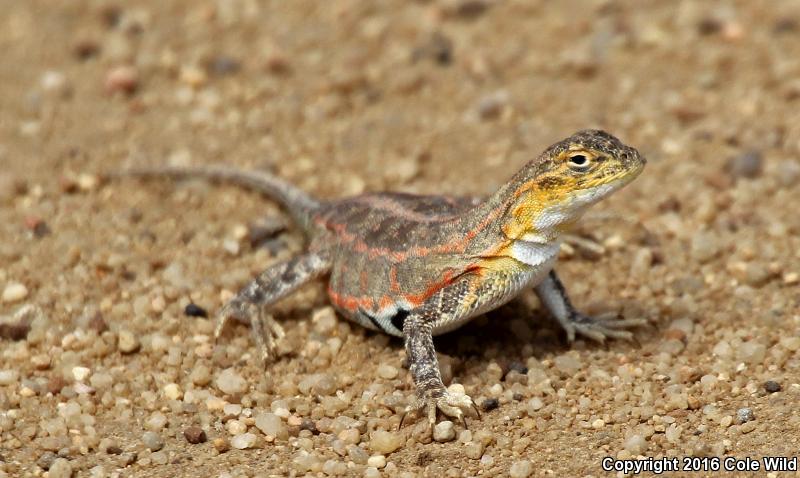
[400,283,479,428]
[534,270,645,342]
[216,252,330,363]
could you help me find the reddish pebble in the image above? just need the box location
[184,426,207,444]
[105,66,139,94]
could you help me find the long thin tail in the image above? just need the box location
[106,165,320,230]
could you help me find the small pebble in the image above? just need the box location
[189,364,211,386]
[142,431,164,451]
[212,437,230,453]
[553,354,581,375]
[509,459,533,478]
[255,412,288,440]
[474,90,510,120]
[145,412,168,431]
[367,454,386,468]
[47,458,73,478]
[230,433,257,449]
[481,398,499,411]
[40,70,70,97]
[376,364,398,380]
[726,150,762,179]
[71,366,90,382]
[624,434,647,454]
[0,370,20,386]
[37,451,58,470]
[105,66,139,95]
[2,282,29,303]
[764,381,781,393]
[465,441,485,459]
[117,330,140,353]
[151,451,168,465]
[369,430,404,454]
[163,383,182,400]
[364,467,380,478]
[737,408,755,424]
[184,426,207,444]
[0,321,31,341]
[215,368,248,395]
[184,303,208,318]
[433,421,456,442]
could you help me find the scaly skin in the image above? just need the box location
[113,129,646,428]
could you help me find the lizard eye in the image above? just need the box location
[567,153,592,171]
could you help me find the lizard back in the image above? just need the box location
[310,192,503,335]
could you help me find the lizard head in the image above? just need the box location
[502,129,645,241]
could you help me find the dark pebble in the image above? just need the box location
[697,18,722,35]
[184,303,208,318]
[207,56,241,76]
[764,381,781,393]
[726,151,762,179]
[183,426,207,444]
[507,361,528,375]
[0,322,31,341]
[412,32,453,66]
[88,313,109,333]
[773,18,797,34]
[480,398,499,411]
[299,418,318,434]
[106,445,123,455]
[36,451,57,470]
[118,452,138,466]
[451,0,490,19]
[74,39,100,60]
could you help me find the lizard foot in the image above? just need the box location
[564,312,646,343]
[399,390,480,429]
[216,300,285,365]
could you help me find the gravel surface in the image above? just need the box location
[1,0,800,477]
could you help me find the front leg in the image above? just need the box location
[402,310,479,428]
[534,270,645,342]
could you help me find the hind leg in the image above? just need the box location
[217,252,330,363]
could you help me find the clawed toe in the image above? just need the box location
[215,300,285,366]
[399,391,480,429]
[567,313,646,343]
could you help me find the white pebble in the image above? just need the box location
[376,364,398,380]
[433,421,456,442]
[72,366,91,382]
[509,459,533,478]
[215,368,248,395]
[145,412,168,431]
[164,383,182,400]
[117,330,140,353]
[2,282,28,303]
[624,434,647,454]
[526,397,544,414]
[0,369,20,386]
[363,467,381,478]
[255,412,288,440]
[226,419,247,435]
[230,433,258,449]
[554,354,582,375]
[367,455,386,468]
[48,458,73,478]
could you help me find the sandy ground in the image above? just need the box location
[1,0,800,477]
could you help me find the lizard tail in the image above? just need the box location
[107,165,320,230]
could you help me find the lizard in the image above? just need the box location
[110,129,646,427]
